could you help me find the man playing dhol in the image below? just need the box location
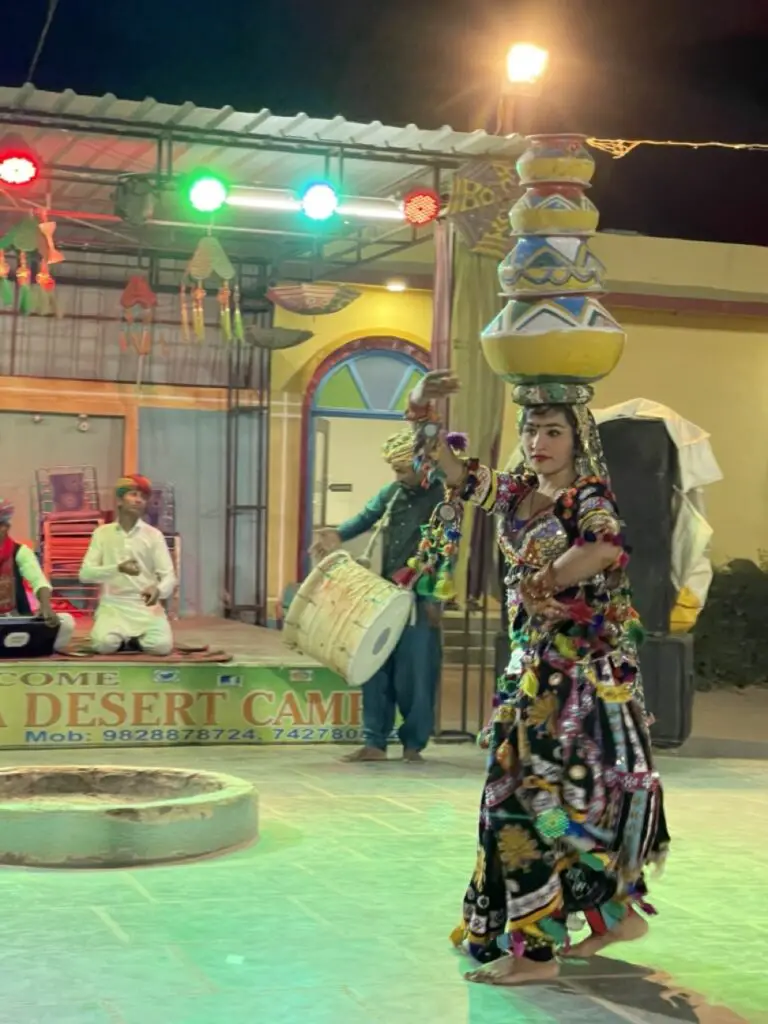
[311,430,444,763]
[0,499,75,652]
[80,475,176,656]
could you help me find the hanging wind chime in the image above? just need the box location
[180,235,243,342]
[119,275,157,354]
[0,215,64,315]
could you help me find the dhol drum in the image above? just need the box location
[283,551,414,687]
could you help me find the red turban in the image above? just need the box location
[115,474,152,499]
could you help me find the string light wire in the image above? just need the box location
[587,137,768,159]
[26,0,61,84]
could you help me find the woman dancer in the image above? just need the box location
[409,371,669,986]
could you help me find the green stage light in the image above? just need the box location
[300,182,339,221]
[188,175,229,213]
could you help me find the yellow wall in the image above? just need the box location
[592,233,768,301]
[500,308,766,565]
[271,284,433,391]
[267,285,433,603]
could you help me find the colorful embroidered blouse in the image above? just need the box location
[463,465,641,687]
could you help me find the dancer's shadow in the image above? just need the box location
[558,956,751,1022]
[458,955,751,1023]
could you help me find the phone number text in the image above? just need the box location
[24,727,364,744]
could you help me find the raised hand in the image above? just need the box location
[410,369,460,407]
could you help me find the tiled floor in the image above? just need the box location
[1,744,766,1024]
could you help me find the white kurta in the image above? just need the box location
[80,520,177,651]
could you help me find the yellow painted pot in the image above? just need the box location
[516,134,595,187]
[509,185,599,236]
[481,297,626,385]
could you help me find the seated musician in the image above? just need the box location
[0,498,75,653]
[80,475,176,656]
[311,430,444,763]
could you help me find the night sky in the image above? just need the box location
[5,0,768,245]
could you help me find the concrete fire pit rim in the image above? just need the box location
[0,764,255,815]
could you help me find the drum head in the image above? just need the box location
[345,588,414,687]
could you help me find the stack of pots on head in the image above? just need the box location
[481,134,626,405]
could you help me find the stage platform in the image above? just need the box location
[0,617,363,751]
[3,616,763,758]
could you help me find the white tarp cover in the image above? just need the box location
[593,399,722,625]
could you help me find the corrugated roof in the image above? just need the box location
[0,85,525,272]
[0,85,523,207]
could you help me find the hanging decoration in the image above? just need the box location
[180,282,190,341]
[35,259,57,316]
[0,250,12,307]
[267,282,361,316]
[15,252,32,315]
[119,275,157,355]
[34,217,63,316]
[446,160,521,262]
[0,215,65,315]
[244,325,314,350]
[37,219,64,266]
[233,283,244,343]
[407,498,465,602]
[406,429,470,602]
[586,136,768,159]
[182,235,240,342]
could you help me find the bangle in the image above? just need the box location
[521,563,557,603]
[459,457,480,500]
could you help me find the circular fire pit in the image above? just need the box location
[0,765,258,868]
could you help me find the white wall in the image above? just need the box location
[315,416,401,572]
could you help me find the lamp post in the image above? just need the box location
[494,42,549,669]
[498,42,549,136]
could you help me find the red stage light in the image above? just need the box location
[403,187,441,227]
[0,154,38,186]
[0,136,40,186]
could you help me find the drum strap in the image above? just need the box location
[356,489,400,571]
[357,491,419,625]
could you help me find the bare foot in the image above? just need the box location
[403,749,424,763]
[565,910,648,958]
[341,747,387,763]
[466,955,560,986]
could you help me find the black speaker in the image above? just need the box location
[640,632,694,749]
[598,419,677,634]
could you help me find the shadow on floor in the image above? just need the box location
[461,955,750,1023]
[559,957,750,1022]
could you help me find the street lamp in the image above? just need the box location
[506,43,549,88]
[498,43,549,135]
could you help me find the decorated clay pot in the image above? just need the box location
[498,237,605,298]
[509,184,599,236]
[516,134,595,187]
[480,296,625,386]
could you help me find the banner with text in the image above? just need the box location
[0,663,364,748]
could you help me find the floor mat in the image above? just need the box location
[60,644,232,663]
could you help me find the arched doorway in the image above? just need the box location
[298,337,429,576]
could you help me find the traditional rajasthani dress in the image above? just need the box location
[451,433,670,961]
